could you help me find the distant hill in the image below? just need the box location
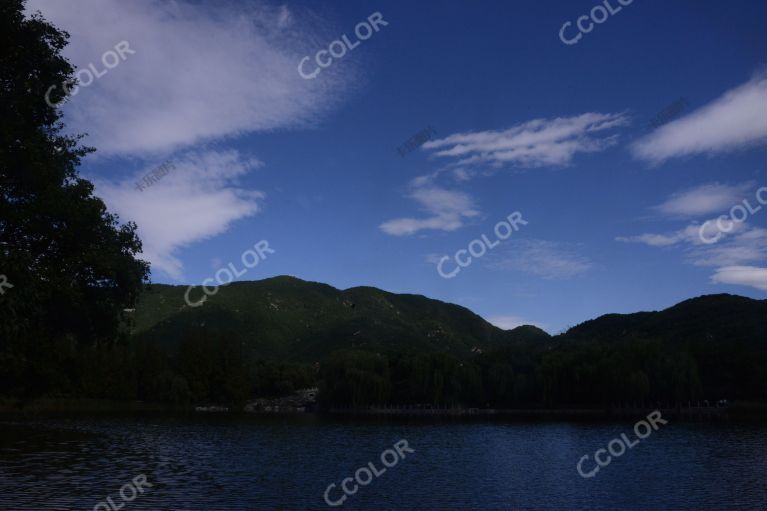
[561,294,767,346]
[132,276,550,361]
[128,280,767,407]
[531,293,767,406]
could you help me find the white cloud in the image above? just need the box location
[385,112,629,239]
[489,239,592,280]
[487,315,547,332]
[711,266,767,291]
[618,217,767,291]
[616,232,687,247]
[380,187,480,236]
[653,182,754,217]
[690,227,767,267]
[452,168,474,181]
[422,112,629,169]
[27,0,348,155]
[616,223,722,247]
[95,150,263,279]
[424,254,444,265]
[617,182,757,247]
[632,72,767,163]
[616,221,759,253]
[26,0,354,279]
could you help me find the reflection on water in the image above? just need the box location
[0,415,766,510]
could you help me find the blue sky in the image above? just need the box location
[29,0,767,333]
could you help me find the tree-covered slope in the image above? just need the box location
[561,294,767,346]
[132,276,548,361]
[126,281,767,407]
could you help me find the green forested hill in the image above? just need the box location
[539,294,767,406]
[132,276,550,361]
[124,279,767,407]
[13,277,763,408]
[561,294,767,346]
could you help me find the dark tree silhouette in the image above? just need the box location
[0,0,149,396]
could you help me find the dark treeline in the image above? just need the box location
[0,329,316,406]
[1,1,147,405]
[4,327,766,409]
[319,337,767,408]
[2,1,767,413]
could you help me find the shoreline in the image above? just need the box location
[4,397,767,420]
[325,405,732,420]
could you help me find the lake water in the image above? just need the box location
[1,414,765,510]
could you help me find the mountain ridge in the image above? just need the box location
[122,277,767,406]
[133,276,767,362]
[133,275,550,361]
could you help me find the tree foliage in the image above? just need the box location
[1,1,765,412]
[0,0,149,397]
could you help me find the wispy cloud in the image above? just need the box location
[632,72,767,164]
[489,239,592,279]
[618,218,767,291]
[95,150,263,279]
[27,0,348,155]
[652,182,754,217]
[386,112,629,239]
[380,186,480,236]
[616,223,722,247]
[27,0,351,278]
[617,181,758,247]
[690,227,767,267]
[711,266,767,291]
[616,221,759,256]
[422,112,629,169]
